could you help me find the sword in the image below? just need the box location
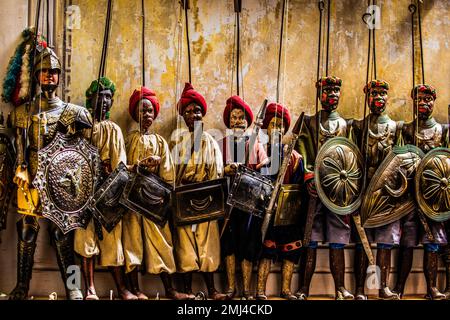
[261,112,305,242]
[220,99,268,238]
[352,214,374,266]
[302,195,317,246]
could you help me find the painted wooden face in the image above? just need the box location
[267,116,284,137]
[368,87,389,115]
[94,89,114,121]
[183,103,203,131]
[229,108,248,135]
[320,85,341,111]
[414,92,436,120]
[134,99,155,132]
[37,68,59,92]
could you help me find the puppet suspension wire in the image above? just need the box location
[141,0,146,87]
[325,0,331,76]
[183,0,192,84]
[90,0,113,143]
[276,0,287,103]
[314,0,325,155]
[234,0,242,96]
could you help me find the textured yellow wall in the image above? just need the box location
[3,0,448,141]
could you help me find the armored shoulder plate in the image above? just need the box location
[59,103,93,130]
[12,104,30,129]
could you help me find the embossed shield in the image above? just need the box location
[173,178,228,226]
[315,137,364,215]
[120,165,173,226]
[415,148,450,222]
[0,132,15,230]
[89,162,130,232]
[33,132,100,233]
[361,145,424,228]
[227,165,274,218]
[273,184,302,226]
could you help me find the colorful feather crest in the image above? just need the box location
[2,27,47,107]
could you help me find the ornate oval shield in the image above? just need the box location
[33,132,100,233]
[361,145,424,228]
[314,137,364,215]
[415,147,450,222]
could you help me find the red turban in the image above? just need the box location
[177,82,207,116]
[262,103,291,133]
[128,86,160,122]
[223,95,254,128]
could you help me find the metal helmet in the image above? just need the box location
[34,47,61,75]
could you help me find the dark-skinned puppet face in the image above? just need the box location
[411,84,437,120]
[316,76,342,112]
[365,80,390,115]
[177,83,207,132]
[128,86,161,133]
[86,77,116,121]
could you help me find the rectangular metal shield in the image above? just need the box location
[120,166,173,226]
[227,165,273,218]
[173,178,228,226]
[273,184,302,226]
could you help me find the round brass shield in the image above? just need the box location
[314,137,364,215]
[415,147,450,222]
[361,145,424,228]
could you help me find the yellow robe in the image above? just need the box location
[122,131,177,274]
[74,120,127,267]
[172,130,223,273]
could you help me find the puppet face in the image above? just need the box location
[267,117,284,138]
[183,103,203,131]
[135,99,155,133]
[415,92,435,120]
[368,87,388,115]
[229,108,248,136]
[37,68,59,93]
[320,85,341,111]
[94,89,114,122]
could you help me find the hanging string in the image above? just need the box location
[361,0,372,154]
[229,12,236,98]
[417,0,425,84]
[141,0,146,87]
[46,0,50,47]
[24,0,43,163]
[315,0,325,154]
[275,0,286,103]
[409,2,418,145]
[235,0,241,96]
[183,0,192,83]
[90,0,113,143]
[371,0,377,79]
[325,0,331,76]
[281,0,289,105]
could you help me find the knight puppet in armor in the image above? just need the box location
[121,86,190,300]
[219,95,269,299]
[172,83,227,300]
[73,77,136,300]
[393,84,449,300]
[352,80,403,300]
[295,76,354,300]
[255,103,304,300]
[10,47,91,300]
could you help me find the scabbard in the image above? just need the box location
[352,214,375,266]
[220,205,233,238]
[417,209,435,242]
[302,195,318,247]
[261,209,272,243]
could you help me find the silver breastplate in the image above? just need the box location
[319,117,347,147]
[366,118,397,178]
[29,99,65,151]
[417,123,443,153]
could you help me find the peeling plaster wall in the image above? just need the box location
[66,0,449,142]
